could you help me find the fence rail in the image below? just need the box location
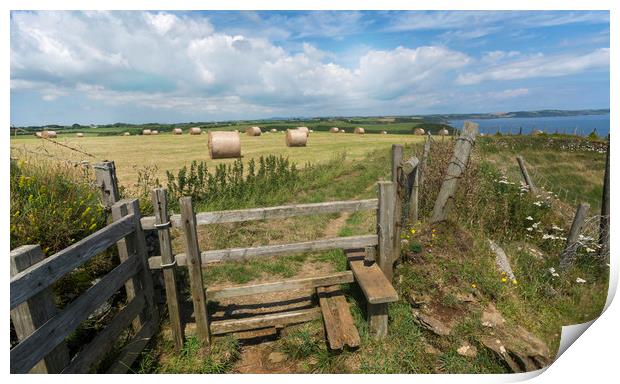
[140,198,378,229]
[10,199,158,374]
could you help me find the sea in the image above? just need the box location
[448,114,610,137]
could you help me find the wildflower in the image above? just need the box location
[471,283,477,289]
[576,277,587,284]
[526,227,533,231]
[552,225,563,231]
[526,216,534,221]
[88,223,98,231]
[512,280,518,285]
[410,229,416,235]
[533,201,543,207]
[501,277,507,283]
[532,222,540,229]
[81,207,91,217]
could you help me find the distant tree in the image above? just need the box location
[72,123,81,128]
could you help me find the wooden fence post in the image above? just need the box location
[10,245,70,373]
[180,197,211,345]
[151,188,185,351]
[560,202,590,270]
[94,161,120,210]
[391,145,403,261]
[402,157,420,224]
[599,139,610,263]
[377,181,396,280]
[418,132,432,190]
[112,199,159,328]
[430,121,479,224]
[516,156,538,194]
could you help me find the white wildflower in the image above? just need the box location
[585,247,595,253]
[527,227,533,231]
[576,277,587,284]
[532,222,540,229]
[526,216,534,221]
[552,225,563,231]
[534,201,543,207]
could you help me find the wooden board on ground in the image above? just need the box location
[317,285,360,350]
[210,307,322,335]
[345,250,398,304]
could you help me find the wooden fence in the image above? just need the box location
[10,199,158,374]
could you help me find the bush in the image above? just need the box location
[165,155,301,211]
[10,156,107,256]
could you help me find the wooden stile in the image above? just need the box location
[10,245,70,373]
[391,145,404,261]
[180,197,211,345]
[94,161,120,210]
[151,188,184,351]
[317,285,360,350]
[210,308,321,335]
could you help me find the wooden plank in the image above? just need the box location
[180,196,211,345]
[10,256,141,374]
[210,307,322,335]
[10,245,70,373]
[347,254,398,305]
[10,214,135,310]
[430,121,479,223]
[112,202,145,331]
[149,235,378,268]
[106,318,158,374]
[377,181,396,280]
[368,303,388,339]
[151,188,184,351]
[317,285,360,350]
[62,294,145,373]
[418,132,432,189]
[207,271,354,301]
[141,199,378,229]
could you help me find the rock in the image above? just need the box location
[457,342,478,358]
[424,343,441,355]
[481,303,506,328]
[268,352,288,364]
[455,292,477,303]
[413,310,453,336]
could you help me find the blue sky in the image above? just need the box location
[10,10,610,126]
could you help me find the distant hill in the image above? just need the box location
[423,109,609,122]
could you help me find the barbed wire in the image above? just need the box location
[14,127,96,159]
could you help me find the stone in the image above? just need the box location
[457,342,478,358]
[424,343,441,355]
[481,303,506,328]
[413,310,452,336]
[268,352,288,364]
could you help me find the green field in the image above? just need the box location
[10,131,426,188]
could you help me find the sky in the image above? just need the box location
[9,10,610,126]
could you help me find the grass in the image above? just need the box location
[10,131,425,188]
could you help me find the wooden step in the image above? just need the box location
[346,250,398,304]
[210,307,321,335]
[317,285,360,350]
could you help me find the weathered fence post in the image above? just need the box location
[151,188,185,351]
[94,161,120,210]
[377,181,396,280]
[10,245,70,373]
[402,157,420,224]
[418,132,432,189]
[391,145,404,261]
[430,121,479,223]
[599,139,610,263]
[180,197,211,345]
[560,202,590,270]
[516,155,538,194]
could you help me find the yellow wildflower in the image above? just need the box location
[471,283,477,289]
[512,280,518,285]
[88,223,98,231]
[410,229,416,234]
[501,277,507,283]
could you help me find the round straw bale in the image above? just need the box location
[173,128,183,135]
[246,126,262,136]
[142,129,152,135]
[297,127,310,137]
[340,129,346,133]
[286,129,308,147]
[42,130,57,138]
[124,132,131,136]
[354,127,365,135]
[329,127,339,133]
[151,130,159,135]
[208,131,241,159]
[413,128,425,135]
[35,132,43,138]
[531,129,544,136]
[270,128,277,133]
[189,127,202,135]
[76,132,84,137]
[381,130,388,134]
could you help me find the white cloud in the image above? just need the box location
[457,48,609,85]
